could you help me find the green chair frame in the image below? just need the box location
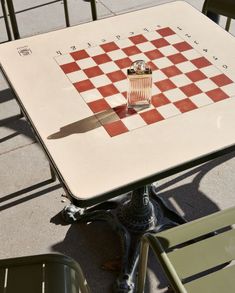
[137,206,235,293]
[0,253,90,293]
[4,0,98,40]
[202,0,235,31]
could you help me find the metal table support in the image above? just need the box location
[62,185,186,292]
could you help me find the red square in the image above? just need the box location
[151,93,170,107]
[186,70,207,82]
[60,62,80,74]
[157,27,175,37]
[151,38,169,48]
[161,65,182,77]
[115,57,132,69]
[103,120,128,137]
[84,66,103,78]
[155,79,176,92]
[98,84,119,97]
[93,53,111,64]
[74,79,94,92]
[210,74,233,87]
[140,109,164,124]
[168,53,187,64]
[113,105,136,118]
[144,49,163,60]
[206,88,229,102]
[70,50,89,61]
[88,98,111,113]
[191,57,212,68]
[122,46,141,56]
[148,61,158,71]
[107,70,126,82]
[180,83,202,97]
[173,41,193,52]
[174,98,197,113]
[101,42,119,52]
[129,34,148,44]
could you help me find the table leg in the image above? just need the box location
[62,184,186,292]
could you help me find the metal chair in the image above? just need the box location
[0,253,90,293]
[4,0,98,40]
[202,0,235,31]
[137,206,235,293]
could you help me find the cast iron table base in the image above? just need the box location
[62,185,186,292]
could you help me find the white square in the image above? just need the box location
[152,70,168,82]
[221,83,235,96]
[90,75,110,88]
[129,53,148,62]
[158,45,179,56]
[67,70,87,83]
[55,54,74,65]
[170,74,192,87]
[152,84,161,95]
[80,88,102,102]
[136,42,156,52]
[200,65,221,78]
[76,58,96,69]
[153,57,173,69]
[181,49,201,60]
[107,49,126,61]
[165,34,182,44]
[190,93,214,107]
[114,79,128,93]
[144,31,162,41]
[99,61,120,73]
[164,88,187,102]
[176,61,197,73]
[157,103,181,118]
[115,38,133,48]
[105,94,127,108]
[122,114,147,130]
[86,46,105,57]
[195,79,217,92]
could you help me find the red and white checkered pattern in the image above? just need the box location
[56,27,235,137]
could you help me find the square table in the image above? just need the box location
[1,1,235,291]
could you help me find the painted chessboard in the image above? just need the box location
[55,26,235,137]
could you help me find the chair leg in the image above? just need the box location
[136,239,149,293]
[50,164,57,182]
[90,0,97,21]
[225,17,231,31]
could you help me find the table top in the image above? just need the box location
[1,1,235,204]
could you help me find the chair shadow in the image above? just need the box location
[0,179,61,212]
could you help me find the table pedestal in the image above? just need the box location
[62,185,185,292]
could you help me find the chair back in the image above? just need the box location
[202,0,235,31]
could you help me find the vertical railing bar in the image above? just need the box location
[1,0,12,41]
[63,0,70,27]
[6,0,20,39]
[90,0,97,21]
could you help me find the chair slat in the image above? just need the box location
[45,262,78,293]
[185,264,235,293]
[156,207,235,249]
[168,228,235,278]
[6,264,42,293]
[0,268,6,292]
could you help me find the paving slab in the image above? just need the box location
[0,117,35,155]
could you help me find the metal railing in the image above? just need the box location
[1,0,97,42]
